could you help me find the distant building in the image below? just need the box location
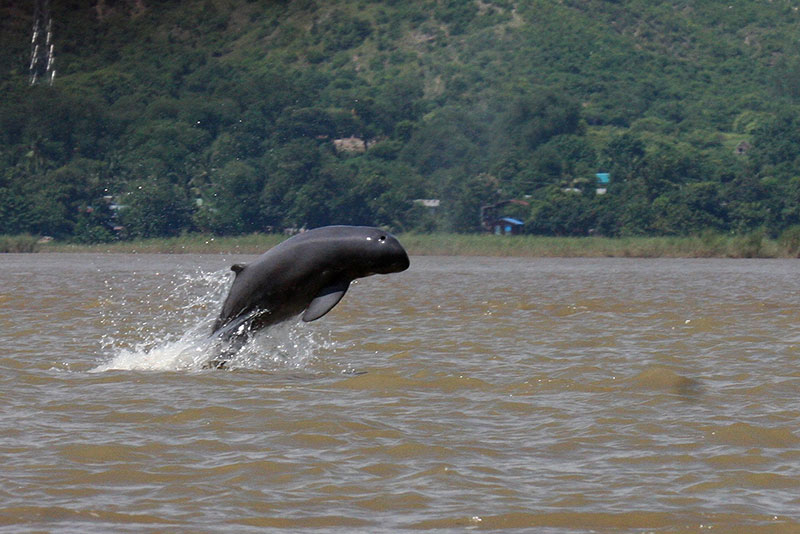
[333,136,368,153]
[492,217,524,235]
[413,199,441,208]
[480,199,530,233]
[595,172,610,195]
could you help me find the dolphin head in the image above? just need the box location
[360,228,410,275]
[324,226,407,277]
[305,226,408,277]
[285,225,409,278]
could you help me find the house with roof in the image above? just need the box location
[596,172,610,195]
[491,217,524,235]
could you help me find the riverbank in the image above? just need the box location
[11,231,799,258]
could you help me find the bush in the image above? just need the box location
[778,225,800,257]
[732,229,767,258]
[0,235,41,253]
[119,179,195,238]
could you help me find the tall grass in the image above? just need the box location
[36,231,800,258]
[43,233,285,254]
[0,234,41,253]
[400,232,785,258]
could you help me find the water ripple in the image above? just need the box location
[2,255,800,532]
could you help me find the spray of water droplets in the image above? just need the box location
[92,267,333,373]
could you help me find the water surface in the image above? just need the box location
[1,254,799,532]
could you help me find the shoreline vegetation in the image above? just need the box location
[4,231,800,258]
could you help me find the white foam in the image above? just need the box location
[93,322,329,372]
[218,321,329,371]
[91,267,331,373]
[92,335,212,372]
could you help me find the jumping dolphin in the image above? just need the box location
[211,225,410,345]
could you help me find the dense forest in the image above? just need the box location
[3,0,800,241]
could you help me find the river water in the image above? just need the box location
[1,253,798,532]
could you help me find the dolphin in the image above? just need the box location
[210,226,410,347]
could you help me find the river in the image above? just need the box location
[1,253,798,532]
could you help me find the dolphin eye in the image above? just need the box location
[378,235,386,242]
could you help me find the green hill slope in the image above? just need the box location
[2,0,800,240]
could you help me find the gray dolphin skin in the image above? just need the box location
[211,225,410,343]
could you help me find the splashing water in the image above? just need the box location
[206,321,332,371]
[92,267,331,373]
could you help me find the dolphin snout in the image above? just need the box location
[391,250,411,273]
[377,234,410,273]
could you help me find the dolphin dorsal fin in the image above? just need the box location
[231,263,247,275]
[302,279,350,322]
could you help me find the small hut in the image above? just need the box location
[492,217,524,235]
[595,172,610,195]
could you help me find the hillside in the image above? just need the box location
[2,0,800,241]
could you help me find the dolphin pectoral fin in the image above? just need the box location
[302,280,350,322]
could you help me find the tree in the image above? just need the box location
[199,160,264,234]
[119,179,194,238]
[526,186,597,236]
[504,91,583,150]
[440,172,500,233]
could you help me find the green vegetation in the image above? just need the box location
[2,1,800,243]
[41,232,285,254]
[34,231,800,258]
[0,234,40,253]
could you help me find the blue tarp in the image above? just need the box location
[499,217,524,225]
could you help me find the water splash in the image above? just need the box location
[206,321,332,371]
[92,268,331,373]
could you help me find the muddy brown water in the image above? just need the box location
[1,254,799,532]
